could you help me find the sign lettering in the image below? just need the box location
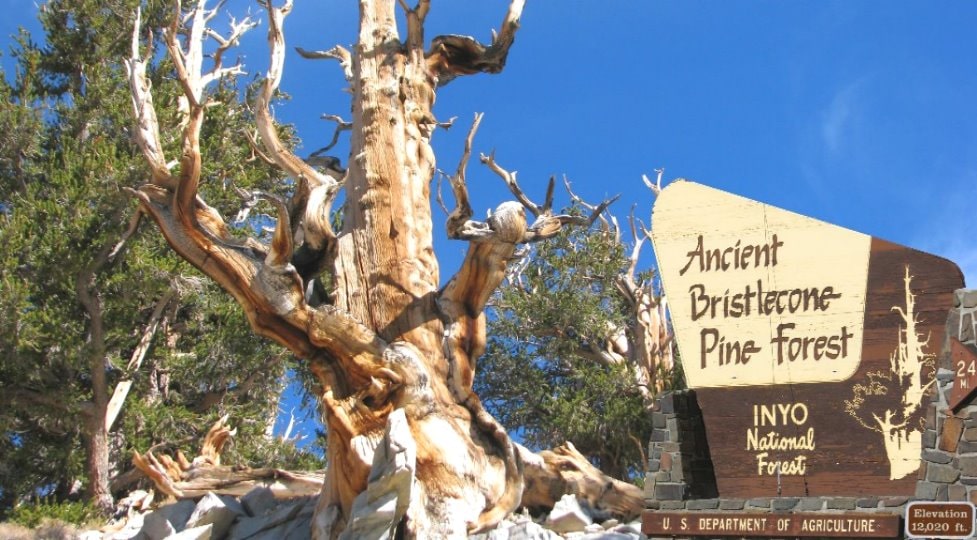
[650,181,963,496]
[949,339,977,411]
[643,511,900,538]
[652,181,869,388]
[905,502,976,539]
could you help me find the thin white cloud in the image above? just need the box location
[820,80,864,156]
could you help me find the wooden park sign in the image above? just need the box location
[652,181,964,497]
[905,501,976,539]
[643,511,901,538]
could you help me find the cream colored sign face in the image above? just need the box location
[651,181,870,388]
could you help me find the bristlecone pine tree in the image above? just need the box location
[1,0,321,518]
[125,0,648,536]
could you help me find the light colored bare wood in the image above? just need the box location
[519,442,644,519]
[124,1,646,537]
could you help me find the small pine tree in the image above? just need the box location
[0,1,321,517]
[478,219,679,481]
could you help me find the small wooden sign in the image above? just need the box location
[651,181,964,497]
[949,339,977,411]
[642,511,900,538]
[905,501,975,539]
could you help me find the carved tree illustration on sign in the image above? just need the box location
[124,0,647,537]
[845,267,934,480]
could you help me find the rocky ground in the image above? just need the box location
[38,489,649,540]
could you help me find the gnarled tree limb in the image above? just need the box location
[126,1,646,537]
[296,45,353,81]
[518,442,644,519]
[426,0,525,87]
[132,416,323,499]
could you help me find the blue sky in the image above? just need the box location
[255,1,977,285]
[4,1,976,444]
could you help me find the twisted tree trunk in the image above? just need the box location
[125,1,636,537]
[76,208,141,514]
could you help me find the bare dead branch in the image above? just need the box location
[564,176,611,231]
[162,2,204,109]
[127,288,177,375]
[133,415,323,499]
[416,0,431,23]
[399,0,430,50]
[296,45,353,81]
[132,450,184,498]
[311,113,353,155]
[445,114,489,240]
[257,0,340,251]
[236,190,294,269]
[503,245,530,286]
[479,151,540,216]
[242,129,276,165]
[195,414,235,467]
[518,442,643,519]
[623,207,645,286]
[125,7,172,187]
[157,0,256,231]
[521,193,619,243]
[479,156,620,239]
[200,0,226,24]
[641,167,665,196]
[542,176,556,214]
[426,0,525,87]
[203,13,258,80]
[104,283,179,432]
[201,12,258,86]
[436,116,457,130]
[108,210,144,261]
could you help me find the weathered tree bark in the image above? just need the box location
[614,176,675,399]
[518,442,644,519]
[132,416,326,499]
[125,1,636,537]
[133,418,643,523]
[75,208,142,514]
[76,256,113,514]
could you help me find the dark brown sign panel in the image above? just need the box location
[642,511,900,538]
[652,181,965,497]
[905,502,975,539]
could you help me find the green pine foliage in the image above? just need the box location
[477,221,674,482]
[0,1,322,517]
[8,497,101,529]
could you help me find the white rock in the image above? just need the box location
[578,533,638,540]
[613,522,644,536]
[141,499,195,539]
[186,492,245,539]
[140,515,175,540]
[240,486,277,517]
[106,511,146,540]
[248,521,291,540]
[227,500,303,540]
[546,494,593,534]
[506,520,564,540]
[487,527,512,540]
[168,523,213,540]
[338,409,416,540]
[281,512,313,540]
